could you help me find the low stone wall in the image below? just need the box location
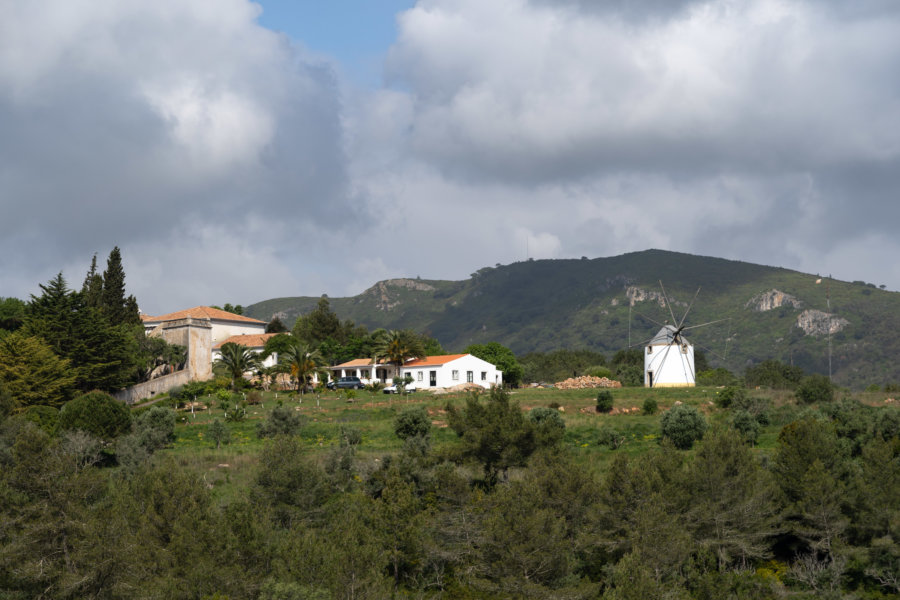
[115,370,193,405]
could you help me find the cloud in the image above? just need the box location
[366,0,900,288]
[4,0,900,316]
[0,0,362,310]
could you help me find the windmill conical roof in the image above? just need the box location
[649,325,690,345]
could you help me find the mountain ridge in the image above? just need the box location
[246,250,900,388]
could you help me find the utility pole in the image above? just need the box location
[827,275,832,380]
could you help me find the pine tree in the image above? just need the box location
[25,273,136,392]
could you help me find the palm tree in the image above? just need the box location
[214,342,261,389]
[375,329,426,384]
[278,340,328,393]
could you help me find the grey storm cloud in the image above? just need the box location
[4,0,900,313]
[373,0,900,284]
[0,0,363,310]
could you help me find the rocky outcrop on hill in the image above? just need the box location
[796,309,849,336]
[746,289,802,312]
[363,278,436,311]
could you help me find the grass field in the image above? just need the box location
[152,383,892,503]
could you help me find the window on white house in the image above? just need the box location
[467,371,474,383]
[481,371,487,381]
[647,346,653,354]
[417,371,423,381]
[452,370,459,380]
[362,369,370,378]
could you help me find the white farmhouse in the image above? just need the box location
[644,325,695,387]
[331,353,503,389]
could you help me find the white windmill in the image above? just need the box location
[638,282,726,388]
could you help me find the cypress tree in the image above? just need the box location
[82,253,103,309]
[100,246,140,325]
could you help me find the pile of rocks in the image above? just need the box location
[554,376,622,390]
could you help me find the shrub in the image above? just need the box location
[614,364,643,387]
[246,390,263,405]
[596,390,614,413]
[731,410,760,445]
[59,391,132,441]
[528,406,566,447]
[208,419,231,449]
[642,398,658,416]
[598,426,625,450]
[224,402,247,422]
[696,367,739,386]
[865,383,881,393]
[340,425,362,448]
[134,406,177,451]
[715,386,746,409]
[393,406,431,441]
[548,402,561,410]
[885,382,900,393]
[795,374,834,404]
[660,404,707,450]
[585,365,613,379]
[22,405,60,436]
[732,394,772,425]
[215,389,232,408]
[257,406,304,439]
[366,381,385,393]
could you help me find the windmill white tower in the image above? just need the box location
[645,324,696,387]
[639,282,724,388]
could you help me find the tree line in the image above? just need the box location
[1,384,898,598]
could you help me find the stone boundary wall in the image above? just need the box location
[115,369,192,405]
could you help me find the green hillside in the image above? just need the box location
[246,250,900,388]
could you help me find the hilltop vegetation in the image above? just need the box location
[247,250,900,388]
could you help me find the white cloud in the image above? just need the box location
[4,0,900,314]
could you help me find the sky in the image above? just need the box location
[2,0,900,315]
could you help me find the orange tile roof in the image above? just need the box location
[332,358,380,369]
[142,306,266,325]
[213,333,280,350]
[402,354,468,367]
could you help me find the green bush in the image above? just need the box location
[715,386,746,409]
[59,391,132,441]
[598,426,625,450]
[614,364,643,387]
[257,406,304,439]
[795,374,835,404]
[731,410,760,445]
[596,390,614,413]
[339,425,362,448]
[642,397,658,416]
[22,405,60,436]
[696,367,739,386]
[660,404,707,450]
[365,381,385,393]
[215,389,232,408]
[393,406,431,441]
[208,419,231,449]
[224,402,247,422]
[585,365,613,379]
[134,406,176,451]
[246,390,263,405]
[528,406,566,447]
